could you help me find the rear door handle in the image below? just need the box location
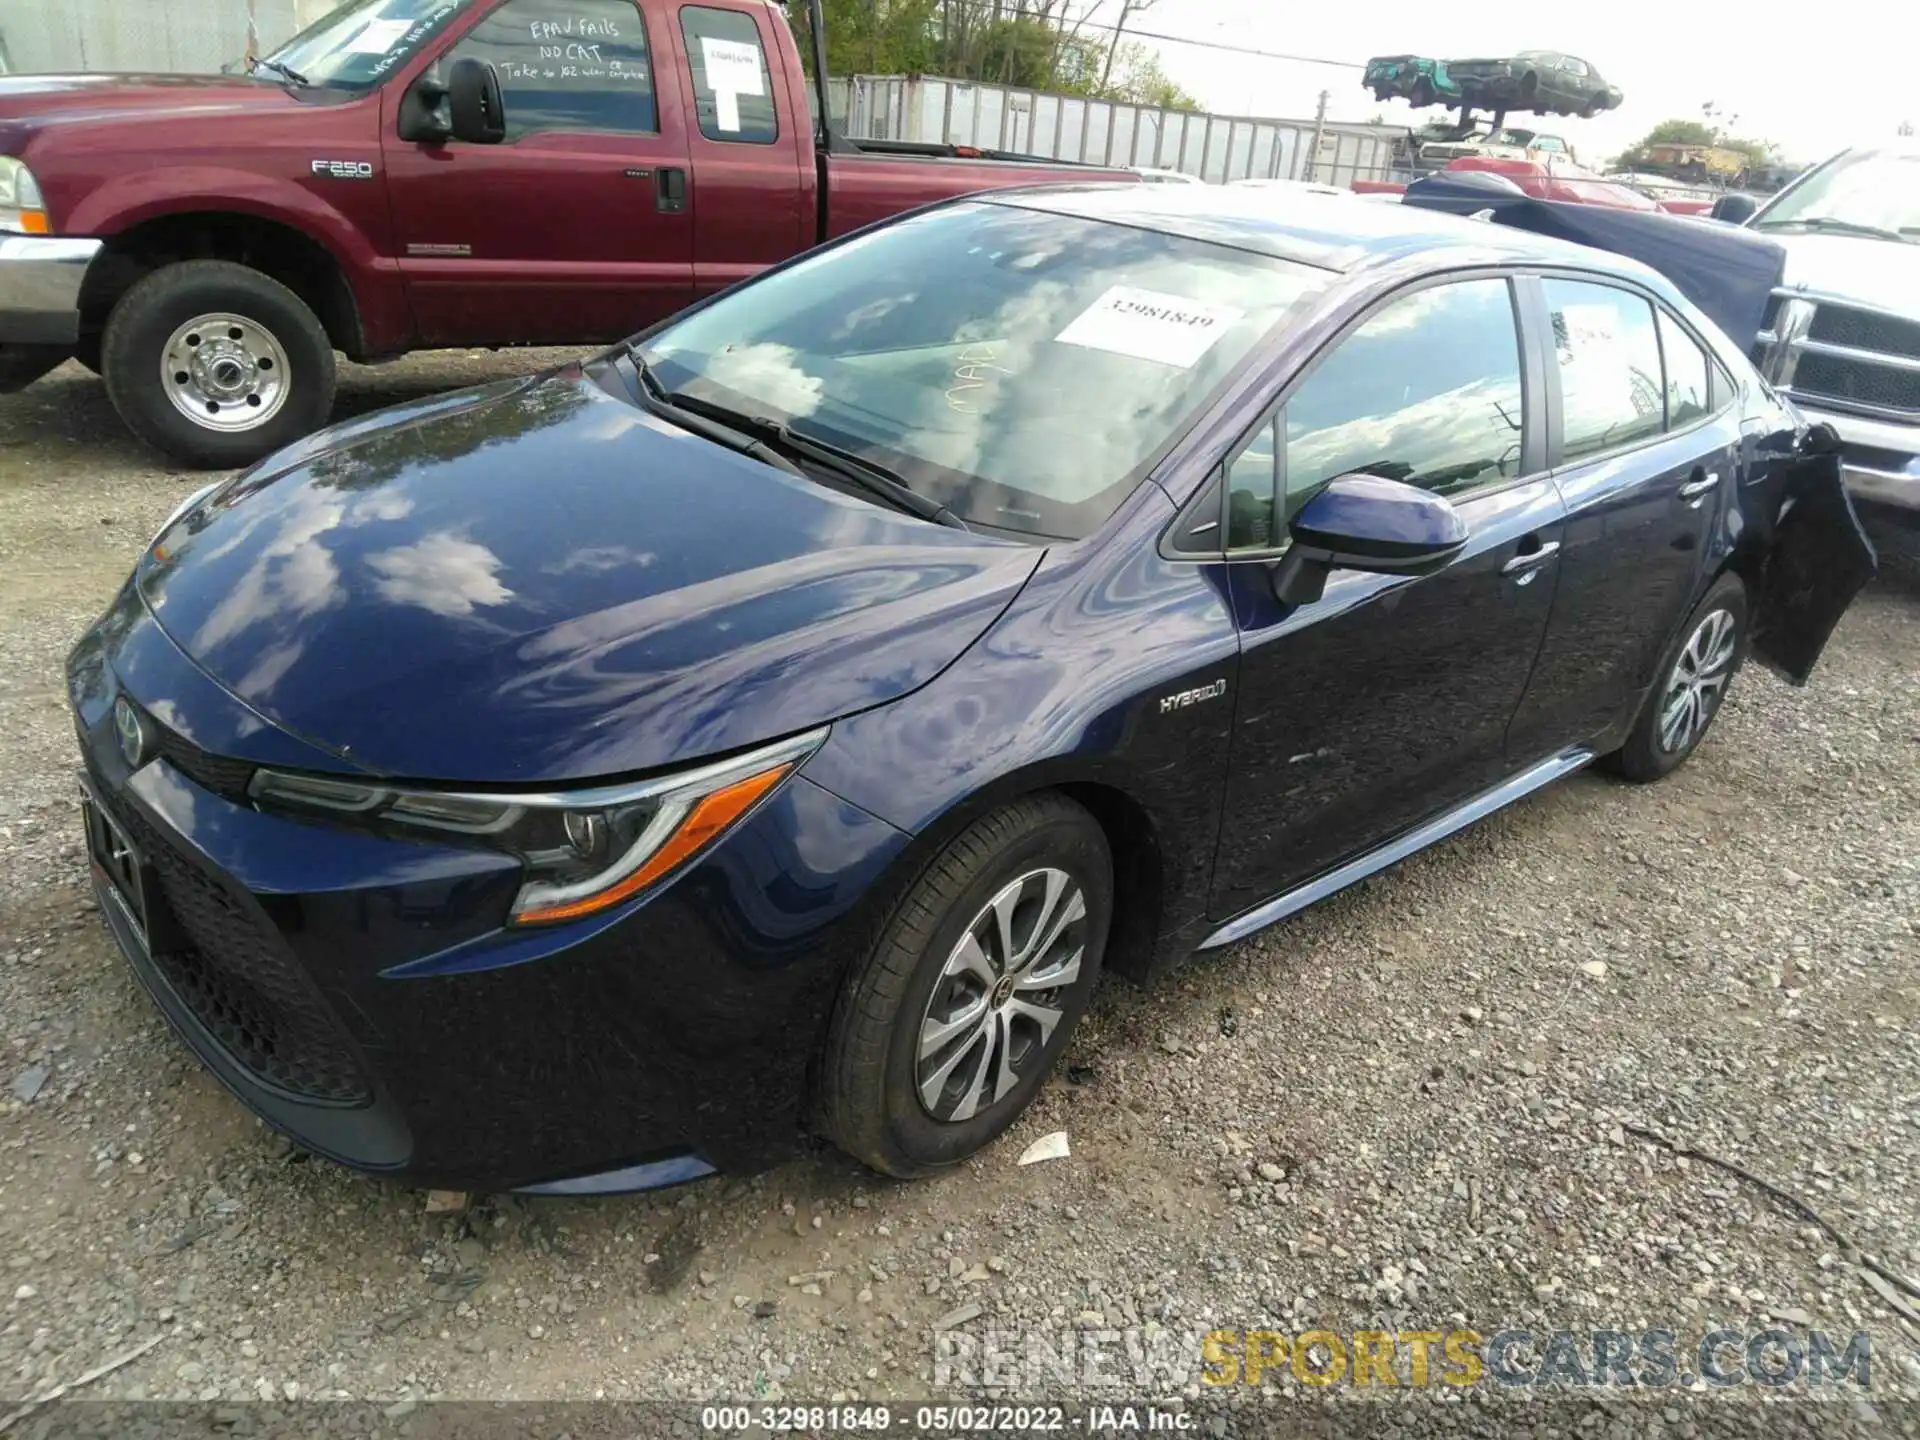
[1501,540,1560,580]
[655,167,687,213]
[1679,471,1719,502]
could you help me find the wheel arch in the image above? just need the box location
[77,210,366,360]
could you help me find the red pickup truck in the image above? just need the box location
[0,0,1131,467]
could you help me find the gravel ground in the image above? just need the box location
[1,354,1917,1430]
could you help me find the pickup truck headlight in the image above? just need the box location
[0,159,51,235]
[247,727,827,926]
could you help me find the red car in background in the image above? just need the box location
[1355,155,1691,214]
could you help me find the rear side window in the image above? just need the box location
[450,0,656,139]
[1281,278,1527,505]
[1544,279,1664,461]
[681,6,778,144]
[1657,309,1712,428]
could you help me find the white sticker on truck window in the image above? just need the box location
[1053,286,1246,368]
[348,17,415,53]
[715,89,741,132]
[700,36,765,97]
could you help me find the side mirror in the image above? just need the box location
[1709,192,1759,226]
[447,57,506,144]
[396,57,505,145]
[1270,474,1469,606]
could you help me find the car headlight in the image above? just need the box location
[248,727,828,926]
[0,158,50,235]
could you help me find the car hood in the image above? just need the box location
[136,365,1042,784]
[1767,232,1920,316]
[0,74,307,142]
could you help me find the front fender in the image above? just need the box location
[65,169,411,353]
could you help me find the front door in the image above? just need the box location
[1209,275,1565,919]
[1506,282,1727,758]
[382,0,694,346]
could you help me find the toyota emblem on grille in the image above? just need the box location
[113,697,150,769]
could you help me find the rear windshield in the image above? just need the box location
[644,203,1326,539]
[259,0,468,90]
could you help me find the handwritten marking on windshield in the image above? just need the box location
[946,344,1013,413]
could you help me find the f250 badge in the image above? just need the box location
[310,160,376,180]
[1159,679,1227,714]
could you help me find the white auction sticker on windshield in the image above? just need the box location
[1053,286,1245,368]
[347,17,415,53]
[700,36,766,97]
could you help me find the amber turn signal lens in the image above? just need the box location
[18,212,50,235]
[510,763,793,926]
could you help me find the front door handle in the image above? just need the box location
[1501,539,1561,581]
[1679,471,1719,503]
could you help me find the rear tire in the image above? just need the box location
[816,795,1112,1179]
[1608,572,1749,783]
[102,260,336,470]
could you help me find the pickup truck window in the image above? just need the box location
[450,0,657,138]
[645,202,1324,539]
[680,6,778,144]
[263,0,469,91]
[1753,150,1920,241]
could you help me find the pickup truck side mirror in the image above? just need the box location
[1709,192,1759,225]
[447,58,506,145]
[397,57,505,145]
[1270,474,1469,606]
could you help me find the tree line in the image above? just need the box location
[791,0,1199,110]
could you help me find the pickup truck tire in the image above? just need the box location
[102,261,336,470]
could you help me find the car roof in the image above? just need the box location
[985,181,1644,277]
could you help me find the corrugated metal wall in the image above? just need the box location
[836,75,1401,186]
[0,0,335,76]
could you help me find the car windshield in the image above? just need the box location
[642,202,1326,539]
[256,0,468,89]
[1755,150,1920,240]
[1491,130,1537,146]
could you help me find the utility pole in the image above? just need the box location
[1306,89,1328,181]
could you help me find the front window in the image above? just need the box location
[1490,129,1539,147]
[258,0,469,90]
[1754,149,1920,242]
[642,203,1326,539]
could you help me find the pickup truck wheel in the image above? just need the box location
[102,261,335,470]
[816,794,1111,1178]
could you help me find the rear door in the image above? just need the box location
[382,0,694,346]
[1207,274,1566,919]
[1506,278,1735,758]
[673,3,813,298]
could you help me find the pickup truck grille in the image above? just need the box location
[1758,291,1920,421]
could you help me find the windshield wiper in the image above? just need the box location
[618,347,965,529]
[1756,216,1911,243]
[251,56,311,87]
[612,345,808,480]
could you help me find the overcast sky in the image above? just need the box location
[1081,0,1910,165]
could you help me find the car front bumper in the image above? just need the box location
[1793,401,1920,520]
[0,233,100,344]
[69,583,913,1194]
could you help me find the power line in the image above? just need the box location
[1062,14,1363,70]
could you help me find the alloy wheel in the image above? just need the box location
[1657,607,1738,754]
[161,312,291,433]
[915,867,1087,1123]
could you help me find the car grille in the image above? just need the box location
[1792,352,1920,414]
[1808,305,1920,362]
[102,782,371,1106]
[1758,291,1920,421]
[152,724,256,801]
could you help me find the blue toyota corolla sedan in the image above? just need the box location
[70,186,1874,1194]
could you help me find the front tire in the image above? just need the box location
[102,260,336,470]
[1610,572,1749,782]
[816,795,1112,1179]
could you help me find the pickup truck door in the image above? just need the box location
[670,2,814,298]
[381,0,694,347]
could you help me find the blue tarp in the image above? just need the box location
[1400,174,1788,351]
